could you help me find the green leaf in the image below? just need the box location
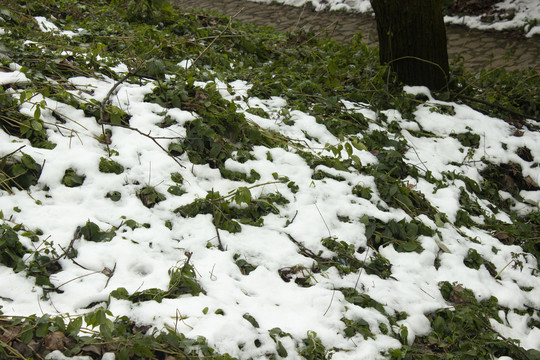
[170,172,183,183]
[242,313,259,328]
[344,142,353,157]
[399,326,409,345]
[67,317,82,337]
[110,287,130,300]
[276,341,288,357]
[20,328,33,344]
[21,154,36,169]
[526,349,540,360]
[61,168,85,187]
[352,139,367,151]
[167,185,186,196]
[434,213,445,227]
[351,155,362,167]
[99,157,124,174]
[80,221,113,242]
[53,317,66,332]
[234,187,252,205]
[168,142,184,156]
[106,191,122,201]
[118,348,130,360]
[35,322,49,338]
[100,318,115,339]
[33,107,41,121]
[399,241,419,252]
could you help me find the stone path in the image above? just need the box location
[172,0,539,72]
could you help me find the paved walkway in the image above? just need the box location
[172,0,539,72]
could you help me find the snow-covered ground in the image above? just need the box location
[247,0,540,37]
[1,12,539,360]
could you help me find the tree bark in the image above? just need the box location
[370,0,450,91]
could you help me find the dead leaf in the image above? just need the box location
[493,229,515,244]
[500,174,516,191]
[523,175,540,190]
[1,325,23,342]
[450,285,470,304]
[44,331,71,351]
[82,343,103,356]
[132,324,152,334]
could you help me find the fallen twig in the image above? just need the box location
[210,189,225,251]
[109,123,186,168]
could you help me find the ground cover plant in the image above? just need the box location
[0,0,539,359]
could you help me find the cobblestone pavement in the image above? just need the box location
[172,0,539,72]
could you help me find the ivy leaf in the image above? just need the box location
[99,157,124,174]
[67,317,82,337]
[33,107,41,121]
[100,318,115,339]
[20,328,34,344]
[147,58,166,79]
[234,187,252,205]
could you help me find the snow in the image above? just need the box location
[34,16,84,38]
[0,11,539,360]
[247,0,540,37]
[445,0,540,37]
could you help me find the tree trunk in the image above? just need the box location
[370,0,449,91]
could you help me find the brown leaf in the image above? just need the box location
[523,175,540,190]
[500,174,516,191]
[101,267,114,277]
[450,285,470,304]
[44,331,71,351]
[28,339,42,353]
[132,324,152,334]
[493,229,515,244]
[517,147,533,162]
[82,343,103,356]
[1,325,23,342]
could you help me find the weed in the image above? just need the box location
[137,185,166,208]
[111,254,204,303]
[0,152,42,192]
[99,157,124,174]
[61,168,85,188]
[175,189,289,232]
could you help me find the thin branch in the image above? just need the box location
[354,248,370,290]
[211,189,225,251]
[0,145,26,161]
[315,203,332,238]
[109,123,186,168]
[99,70,136,124]
[323,286,335,316]
[98,62,144,155]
